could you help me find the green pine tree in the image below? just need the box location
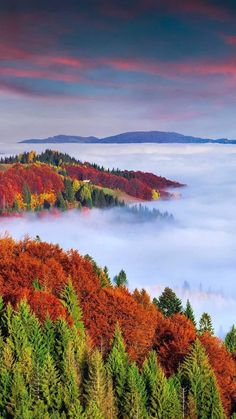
[184,299,196,326]
[179,339,225,418]
[156,287,183,317]
[43,316,56,356]
[104,372,118,419]
[142,350,179,419]
[85,400,104,419]
[40,353,62,415]
[60,280,85,336]
[56,192,67,210]
[64,178,75,203]
[113,270,128,287]
[7,362,32,419]
[0,342,14,413]
[107,324,129,413]
[123,362,148,419]
[199,312,214,335]
[85,349,107,417]
[225,325,236,353]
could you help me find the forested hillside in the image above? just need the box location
[0,237,235,418]
[0,150,183,215]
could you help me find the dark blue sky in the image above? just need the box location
[1,0,236,141]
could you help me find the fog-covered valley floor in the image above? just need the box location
[1,142,236,335]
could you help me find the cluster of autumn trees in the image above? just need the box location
[66,164,180,200]
[0,163,120,215]
[0,237,236,417]
[0,149,183,215]
[0,164,63,211]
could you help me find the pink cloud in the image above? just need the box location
[0,66,82,83]
[223,35,236,46]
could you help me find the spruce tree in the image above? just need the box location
[7,363,32,419]
[0,342,14,413]
[64,178,75,203]
[184,299,196,326]
[123,362,148,419]
[113,270,128,287]
[225,325,236,353]
[85,349,107,417]
[156,287,183,317]
[43,316,56,356]
[56,192,67,210]
[107,324,129,413]
[60,280,85,336]
[61,338,83,416]
[142,350,178,419]
[40,353,62,415]
[199,312,214,335]
[85,400,104,419]
[105,373,118,419]
[179,339,225,418]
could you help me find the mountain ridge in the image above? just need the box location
[19,131,236,144]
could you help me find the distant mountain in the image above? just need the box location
[19,131,236,144]
[20,134,99,144]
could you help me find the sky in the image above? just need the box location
[1,0,236,141]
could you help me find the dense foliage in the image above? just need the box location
[0,237,235,417]
[0,150,183,214]
[0,161,121,214]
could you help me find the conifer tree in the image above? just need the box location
[60,280,85,336]
[64,178,75,203]
[156,287,183,317]
[85,400,104,419]
[184,299,196,326]
[107,324,129,413]
[40,353,62,415]
[113,269,128,287]
[179,339,225,418]
[199,312,214,335]
[0,342,14,413]
[56,192,67,210]
[18,301,47,365]
[43,316,56,356]
[85,349,107,417]
[103,266,111,286]
[225,325,236,353]
[105,372,118,419]
[7,363,32,419]
[54,318,71,372]
[61,338,83,416]
[123,362,148,419]
[142,350,179,418]
[32,399,50,419]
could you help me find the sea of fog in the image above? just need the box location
[0,142,236,335]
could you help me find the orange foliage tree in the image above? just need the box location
[153,313,197,376]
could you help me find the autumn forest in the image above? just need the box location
[0,236,235,418]
[0,150,183,215]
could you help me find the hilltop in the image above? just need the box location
[0,149,183,216]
